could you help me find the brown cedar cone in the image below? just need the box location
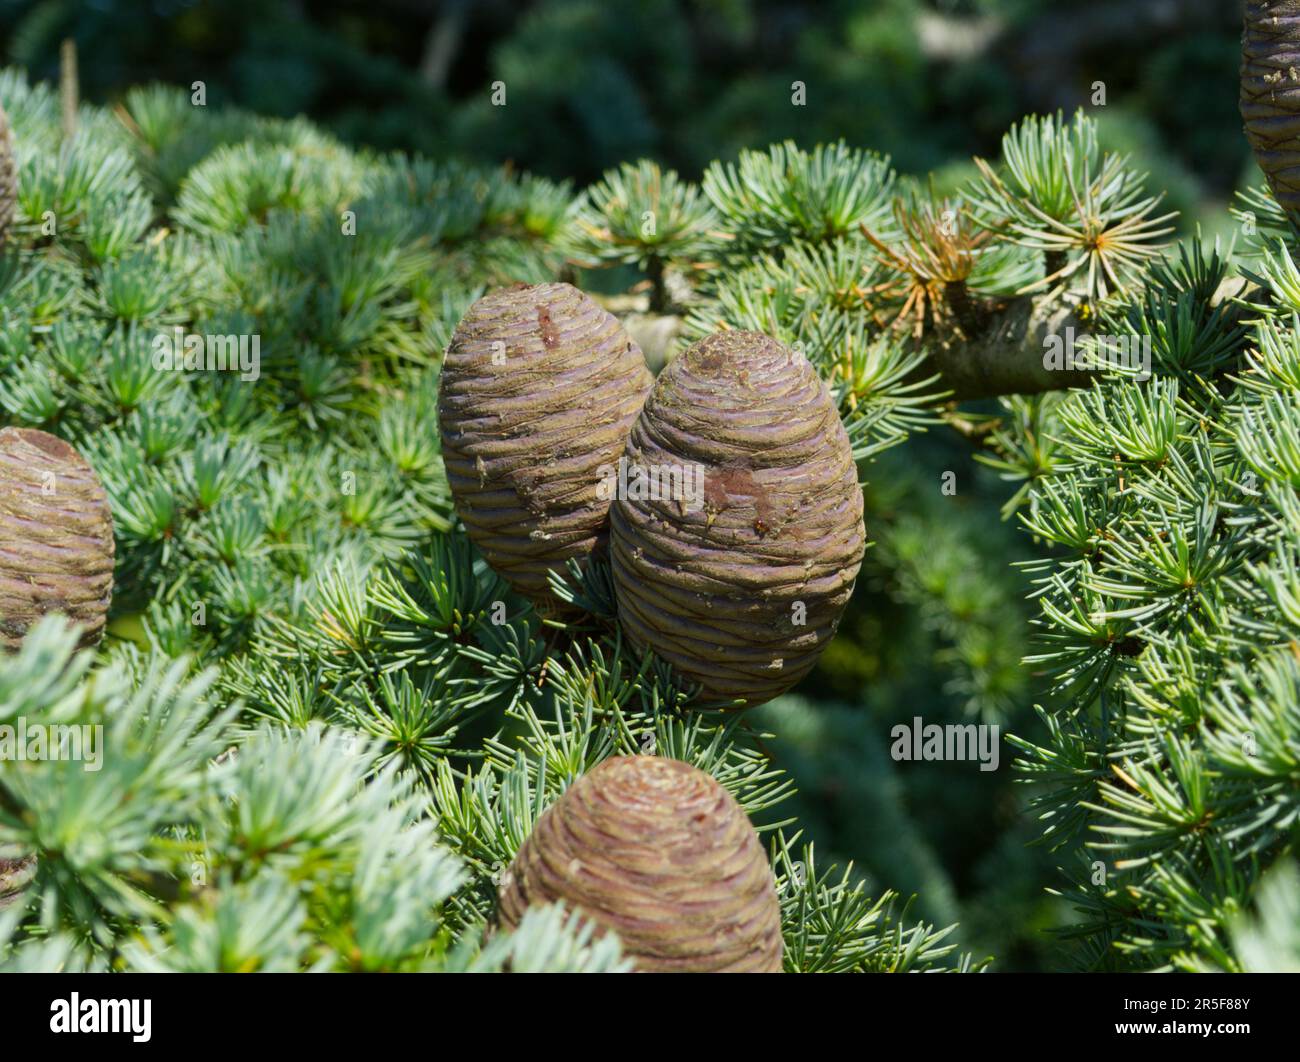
[0,100,15,246]
[0,855,35,911]
[498,755,782,972]
[0,428,115,651]
[438,282,652,609]
[1242,2,1300,213]
[610,330,865,708]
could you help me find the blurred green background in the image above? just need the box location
[0,0,1253,205]
[0,0,1257,971]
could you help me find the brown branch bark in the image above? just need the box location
[59,39,78,141]
[420,0,471,90]
[927,293,1093,401]
[944,279,995,340]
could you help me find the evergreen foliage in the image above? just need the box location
[0,53,1295,972]
[0,72,980,972]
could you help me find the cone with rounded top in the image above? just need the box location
[498,755,783,972]
[439,282,652,609]
[1242,2,1300,213]
[610,329,865,708]
[0,855,34,911]
[0,428,115,651]
[0,101,15,246]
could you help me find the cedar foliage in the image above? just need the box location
[0,47,1296,971]
[0,71,975,973]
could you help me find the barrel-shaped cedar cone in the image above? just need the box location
[610,330,865,708]
[0,855,35,911]
[0,101,15,246]
[498,755,782,972]
[1242,2,1300,213]
[438,282,652,608]
[0,428,115,651]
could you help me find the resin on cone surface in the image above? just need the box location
[611,330,865,708]
[1242,2,1300,212]
[0,428,115,650]
[0,855,34,911]
[439,282,652,608]
[498,755,783,972]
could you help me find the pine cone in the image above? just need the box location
[498,755,782,972]
[0,100,15,247]
[1242,2,1300,213]
[439,282,652,609]
[0,429,115,651]
[610,330,865,708]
